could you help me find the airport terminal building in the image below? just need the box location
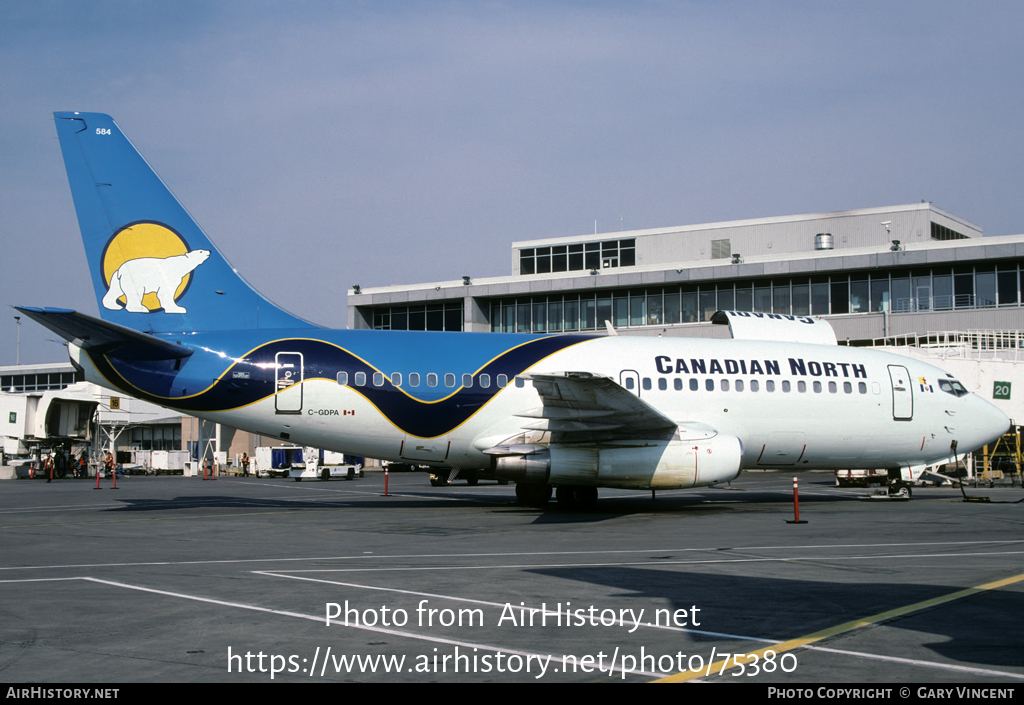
[348,203,1024,344]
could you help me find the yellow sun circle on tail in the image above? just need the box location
[101,222,192,312]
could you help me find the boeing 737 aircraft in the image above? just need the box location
[18,112,1011,508]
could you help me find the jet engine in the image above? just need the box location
[494,435,743,489]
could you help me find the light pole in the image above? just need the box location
[13,316,20,366]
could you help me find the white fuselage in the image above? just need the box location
[75,335,1010,484]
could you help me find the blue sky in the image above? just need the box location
[2,1,1023,363]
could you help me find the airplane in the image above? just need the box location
[17,111,1011,508]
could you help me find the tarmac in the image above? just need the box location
[1,470,1022,683]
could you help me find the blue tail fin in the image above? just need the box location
[53,112,317,333]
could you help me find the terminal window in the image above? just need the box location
[372,302,463,332]
[520,239,635,275]
[0,371,79,393]
[931,223,968,241]
[489,261,1024,333]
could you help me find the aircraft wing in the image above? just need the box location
[515,372,678,442]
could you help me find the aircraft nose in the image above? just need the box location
[972,395,1011,447]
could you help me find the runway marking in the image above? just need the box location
[254,571,779,644]
[271,549,1024,574]
[1,575,656,679]
[5,574,1017,681]
[0,503,123,514]
[655,570,1024,683]
[1,539,1019,572]
[0,507,352,530]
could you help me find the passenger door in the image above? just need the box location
[620,370,641,397]
[275,352,303,414]
[888,365,913,420]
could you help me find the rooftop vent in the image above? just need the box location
[814,233,834,250]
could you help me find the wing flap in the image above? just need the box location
[518,371,677,442]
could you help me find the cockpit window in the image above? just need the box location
[938,377,968,397]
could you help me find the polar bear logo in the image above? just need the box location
[102,249,210,314]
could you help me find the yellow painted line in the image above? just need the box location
[655,570,1024,682]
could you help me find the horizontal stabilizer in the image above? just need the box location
[14,307,193,360]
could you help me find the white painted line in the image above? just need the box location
[0,577,89,583]
[3,576,1019,681]
[0,504,123,514]
[1,540,1019,572]
[255,571,782,644]
[41,576,658,679]
[276,550,1024,574]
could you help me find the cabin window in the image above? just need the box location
[674,378,683,391]
[844,382,852,394]
[445,373,456,388]
[658,378,667,391]
[479,374,491,388]
[409,373,420,387]
[643,378,652,391]
[690,379,698,391]
[829,381,837,393]
[782,380,791,393]
[391,372,402,386]
[735,379,744,392]
[705,379,714,392]
[720,379,730,392]
[813,381,822,393]
[750,380,759,392]
[373,372,384,387]
[859,382,867,394]
[337,372,348,386]
[625,377,635,390]
[427,373,438,387]
[515,377,525,388]
[765,380,774,392]
[355,371,366,386]
[497,374,508,388]
[797,381,806,393]
[462,373,473,388]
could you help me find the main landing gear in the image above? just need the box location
[515,482,552,507]
[888,481,912,499]
[515,483,599,510]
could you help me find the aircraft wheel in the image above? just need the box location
[888,482,911,498]
[321,469,330,482]
[574,486,598,508]
[497,479,509,486]
[515,482,552,507]
[294,477,301,482]
[556,485,577,510]
[467,477,478,486]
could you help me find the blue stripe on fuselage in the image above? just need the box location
[90,329,596,437]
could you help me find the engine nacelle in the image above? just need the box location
[495,450,551,484]
[494,435,743,489]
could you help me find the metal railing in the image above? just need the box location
[870,330,1024,362]
[891,294,995,312]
